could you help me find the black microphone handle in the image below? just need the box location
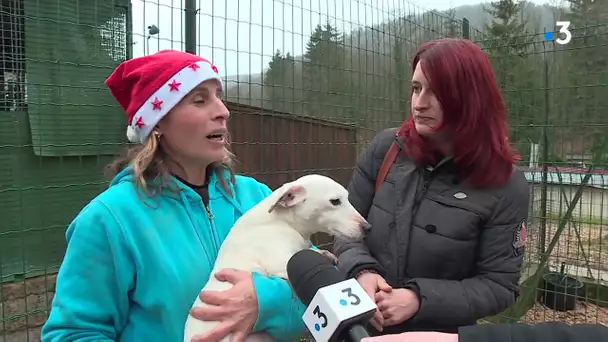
[345,324,370,342]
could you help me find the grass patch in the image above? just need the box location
[543,212,607,226]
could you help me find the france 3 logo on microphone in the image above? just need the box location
[545,21,572,45]
[302,278,376,342]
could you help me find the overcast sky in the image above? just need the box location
[130,0,551,77]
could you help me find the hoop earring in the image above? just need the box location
[153,131,162,141]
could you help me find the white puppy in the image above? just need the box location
[183,174,370,342]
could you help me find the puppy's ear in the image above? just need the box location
[268,185,307,213]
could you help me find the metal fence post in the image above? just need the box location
[462,18,470,39]
[184,0,197,54]
[539,38,549,256]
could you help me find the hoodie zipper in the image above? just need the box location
[204,203,219,252]
[201,180,245,257]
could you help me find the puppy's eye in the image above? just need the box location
[330,198,341,206]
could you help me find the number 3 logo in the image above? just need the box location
[313,305,328,330]
[555,21,572,45]
[310,287,362,331]
[341,287,361,305]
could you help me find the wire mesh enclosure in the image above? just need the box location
[0,0,607,340]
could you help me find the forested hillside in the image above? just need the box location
[225,0,608,164]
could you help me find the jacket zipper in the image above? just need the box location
[412,168,432,216]
[204,204,219,252]
[401,168,433,282]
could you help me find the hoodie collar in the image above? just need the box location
[110,165,238,205]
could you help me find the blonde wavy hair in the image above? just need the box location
[105,131,237,198]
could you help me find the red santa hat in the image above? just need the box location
[105,49,223,143]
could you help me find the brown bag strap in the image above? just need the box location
[375,141,399,192]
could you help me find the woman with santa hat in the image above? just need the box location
[41,50,308,342]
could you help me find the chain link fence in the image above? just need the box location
[0,0,606,340]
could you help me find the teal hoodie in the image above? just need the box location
[41,166,309,342]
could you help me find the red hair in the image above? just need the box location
[398,38,520,188]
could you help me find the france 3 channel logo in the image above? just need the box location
[544,21,572,45]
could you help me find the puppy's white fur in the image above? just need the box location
[183,174,369,342]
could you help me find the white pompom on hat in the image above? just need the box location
[105,50,223,143]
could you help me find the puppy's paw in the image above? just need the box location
[312,248,339,265]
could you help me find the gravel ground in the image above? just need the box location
[521,301,608,325]
[526,220,608,274]
[520,219,608,325]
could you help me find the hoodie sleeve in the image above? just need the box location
[252,273,308,340]
[41,200,135,342]
[250,182,309,341]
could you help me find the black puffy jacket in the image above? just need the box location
[334,127,530,335]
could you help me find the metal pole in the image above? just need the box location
[462,18,470,39]
[185,0,197,54]
[539,35,550,256]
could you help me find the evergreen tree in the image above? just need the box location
[562,0,608,164]
[263,50,296,113]
[483,0,540,157]
[484,0,527,40]
[443,9,460,37]
[302,23,348,121]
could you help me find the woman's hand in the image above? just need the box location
[375,288,420,326]
[356,271,393,331]
[189,269,258,342]
[362,331,459,342]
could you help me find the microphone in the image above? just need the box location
[287,249,376,342]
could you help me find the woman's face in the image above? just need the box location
[411,62,444,138]
[157,79,230,166]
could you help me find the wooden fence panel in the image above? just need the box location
[227,102,358,190]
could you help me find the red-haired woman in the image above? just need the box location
[334,37,530,336]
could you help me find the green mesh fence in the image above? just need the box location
[0,0,130,340]
[1,0,607,340]
[474,18,608,324]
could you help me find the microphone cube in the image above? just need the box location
[302,278,377,342]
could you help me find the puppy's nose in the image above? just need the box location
[360,221,372,231]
